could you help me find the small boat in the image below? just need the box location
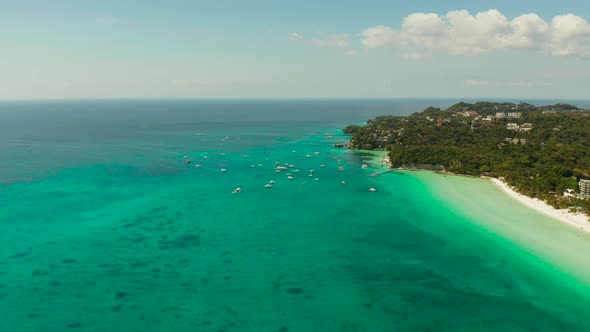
[195,164,202,168]
[250,165,256,168]
[269,180,277,184]
[341,181,346,185]
[314,152,320,156]
[275,161,281,165]
[320,164,325,168]
[292,150,297,153]
[257,164,263,167]
[369,188,377,192]
[308,174,313,177]
[361,164,368,169]
[288,165,295,168]
[183,159,191,164]
[338,166,344,171]
[287,176,294,180]
[306,154,311,158]
[221,168,227,172]
[275,166,287,171]
[314,178,319,182]
[202,156,208,159]
[232,188,242,194]
[293,169,300,172]
[309,169,314,173]
[265,184,272,188]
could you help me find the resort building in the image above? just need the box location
[564,189,576,198]
[495,112,506,119]
[580,179,590,196]
[519,123,533,132]
[507,123,519,130]
[507,112,522,119]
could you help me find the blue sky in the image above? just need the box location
[2,0,590,99]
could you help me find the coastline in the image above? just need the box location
[393,165,590,234]
[490,178,590,233]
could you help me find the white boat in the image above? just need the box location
[269,180,277,184]
[265,184,272,188]
[250,165,256,168]
[314,152,320,156]
[232,188,242,194]
[369,188,377,192]
[288,165,295,168]
[221,168,227,172]
[287,176,294,180]
[275,166,287,170]
[314,178,319,182]
[275,161,281,165]
[195,164,202,168]
[362,164,368,169]
[338,166,344,171]
[257,164,263,167]
[341,181,346,185]
[306,154,311,158]
[309,169,314,173]
[320,164,325,168]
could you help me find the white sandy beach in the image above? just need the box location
[490,178,590,234]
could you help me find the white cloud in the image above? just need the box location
[465,79,499,87]
[289,32,304,41]
[360,9,590,57]
[360,25,398,48]
[310,34,349,48]
[400,52,431,60]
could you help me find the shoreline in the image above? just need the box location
[489,178,590,233]
[391,167,590,233]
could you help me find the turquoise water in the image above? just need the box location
[2,100,590,331]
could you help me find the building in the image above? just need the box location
[507,123,519,130]
[580,179,590,196]
[564,189,576,198]
[519,123,533,132]
[463,110,479,117]
[507,112,522,119]
[495,112,506,119]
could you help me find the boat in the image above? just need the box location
[269,180,277,184]
[314,152,320,156]
[369,188,377,192]
[314,178,319,182]
[257,164,263,167]
[288,165,295,168]
[275,161,281,165]
[250,164,256,168]
[361,164,368,169]
[183,159,191,164]
[195,164,202,168]
[221,168,227,172]
[306,154,311,158]
[338,166,344,171]
[341,181,346,185]
[287,176,294,180]
[320,164,325,168]
[265,184,272,188]
[232,188,242,194]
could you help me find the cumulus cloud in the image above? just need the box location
[361,9,590,57]
[360,25,398,48]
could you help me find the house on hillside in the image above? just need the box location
[507,123,519,130]
[507,112,522,119]
[495,112,506,119]
[519,123,533,132]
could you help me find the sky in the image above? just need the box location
[1,0,590,100]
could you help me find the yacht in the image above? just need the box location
[232,188,242,194]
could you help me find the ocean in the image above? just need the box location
[2,99,590,331]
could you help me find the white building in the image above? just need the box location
[519,123,533,132]
[495,112,506,119]
[580,179,590,196]
[507,112,522,119]
[507,123,519,130]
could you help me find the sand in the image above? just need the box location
[490,178,590,234]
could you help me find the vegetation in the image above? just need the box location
[344,101,590,216]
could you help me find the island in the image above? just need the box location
[344,101,590,219]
